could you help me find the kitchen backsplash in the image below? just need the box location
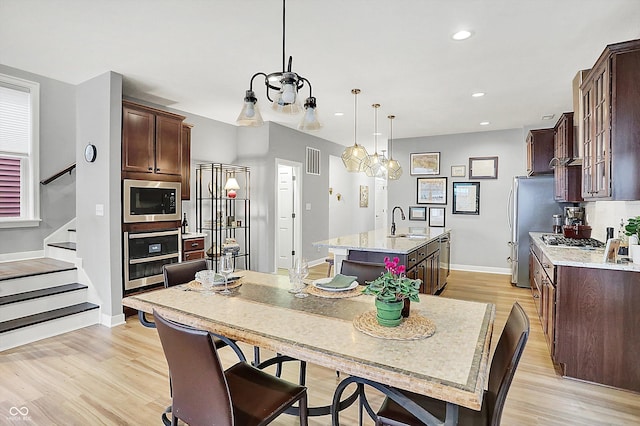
[584,200,640,241]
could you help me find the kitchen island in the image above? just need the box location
[313,228,450,294]
[529,232,640,393]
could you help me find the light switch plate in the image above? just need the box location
[95,204,104,216]
[306,203,311,211]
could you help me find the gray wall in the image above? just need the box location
[389,128,526,272]
[0,64,76,255]
[76,71,123,319]
[237,122,347,272]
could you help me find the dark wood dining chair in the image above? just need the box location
[163,259,208,288]
[340,259,386,283]
[154,310,308,426]
[375,302,529,426]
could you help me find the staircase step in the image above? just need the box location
[0,303,100,351]
[47,242,76,251]
[0,257,76,282]
[0,302,99,333]
[1,283,89,321]
[0,282,87,306]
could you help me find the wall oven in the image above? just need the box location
[123,179,181,223]
[124,229,180,291]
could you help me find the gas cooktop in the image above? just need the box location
[541,234,605,248]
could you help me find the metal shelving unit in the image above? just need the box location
[195,163,250,272]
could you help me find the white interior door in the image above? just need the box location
[375,178,388,230]
[277,164,295,269]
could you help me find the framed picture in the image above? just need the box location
[451,165,466,177]
[410,152,440,175]
[417,177,447,204]
[359,185,369,208]
[452,182,480,215]
[408,206,427,221]
[469,156,498,179]
[428,207,446,227]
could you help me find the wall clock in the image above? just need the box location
[84,143,97,162]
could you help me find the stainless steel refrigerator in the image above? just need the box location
[508,175,564,288]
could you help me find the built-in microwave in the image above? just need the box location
[123,179,181,223]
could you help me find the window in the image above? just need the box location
[0,73,40,227]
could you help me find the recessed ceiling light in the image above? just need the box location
[334,112,344,116]
[541,114,555,120]
[472,92,485,97]
[480,121,490,126]
[452,30,473,41]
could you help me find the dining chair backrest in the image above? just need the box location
[163,259,208,288]
[340,259,386,284]
[486,302,529,426]
[154,310,234,426]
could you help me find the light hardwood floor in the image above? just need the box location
[1,268,639,425]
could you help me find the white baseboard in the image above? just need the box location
[450,264,511,275]
[102,313,125,328]
[0,250,45,262]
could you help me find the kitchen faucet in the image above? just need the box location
[390,206,406,236]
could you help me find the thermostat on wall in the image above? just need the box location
[84,143,97,162]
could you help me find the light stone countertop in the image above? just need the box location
[122,270,494,411]
[181,232,207,239]
[313,227,450,254]
[530,232,640,272]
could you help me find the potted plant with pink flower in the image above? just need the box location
[362,256,421,327]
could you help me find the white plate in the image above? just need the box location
[312,277,359,292]
[195,273,240,286]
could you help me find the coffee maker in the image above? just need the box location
[564,206,585,225]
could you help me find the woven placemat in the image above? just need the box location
[184,279,242,292]
[353,311,436,340]
[306,284,365,299]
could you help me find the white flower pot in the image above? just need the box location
[630,244,640,265]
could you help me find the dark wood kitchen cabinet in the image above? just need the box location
[182,235,205,261]
[526,128,554,176]
[580,38,640,200]
[553,112,582,202]
[122,100,185,180]
[530,237,640,393]
[181,123,193,200]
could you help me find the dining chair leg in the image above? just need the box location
[299,393,308,425]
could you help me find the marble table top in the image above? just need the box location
[530,232,640,272]
[313,227,450,254]
[122,270,494,411]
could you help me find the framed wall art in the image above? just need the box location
[428,207,446,227]
[416,177,447,204]
[410,152,440,175]
[359,185,369,208]
[408,206,427,221]
[451,165,466,177]
[469,156,498,179]
[452,182,480,215]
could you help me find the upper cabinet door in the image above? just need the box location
[155,114,182,176]
[122,106,155,173]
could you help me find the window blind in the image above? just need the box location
[0,156,21,217]
[0,83,31,155]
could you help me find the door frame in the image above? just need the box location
[274,158,302,272]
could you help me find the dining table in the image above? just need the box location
[121,270,495,426]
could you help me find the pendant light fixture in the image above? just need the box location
[236,0,321,130]
[363,103,386,178]
[341,89,369,172]
[386,115,403,180]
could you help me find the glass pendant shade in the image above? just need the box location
[298,97,322,131]
[341,144,369,172]
[236,90,264,126]
[386,158,403,180]
[341,88,368,172]
[272,72,302,114]
[385,114,403,180]
[362,103,385,178]
[363,152,386,178]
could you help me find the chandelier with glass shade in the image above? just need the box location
[386,115,403,180]
[236,0,321,131]
[341,89,369,172]
[362,103,387,178]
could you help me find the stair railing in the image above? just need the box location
[40,163,76,185]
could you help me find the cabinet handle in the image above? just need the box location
[533,294,539,299]
[542,263,551,268]
[148,167,153,171]
[409,257,416,262]
[156,168,160,172]
[191,242,198,247]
